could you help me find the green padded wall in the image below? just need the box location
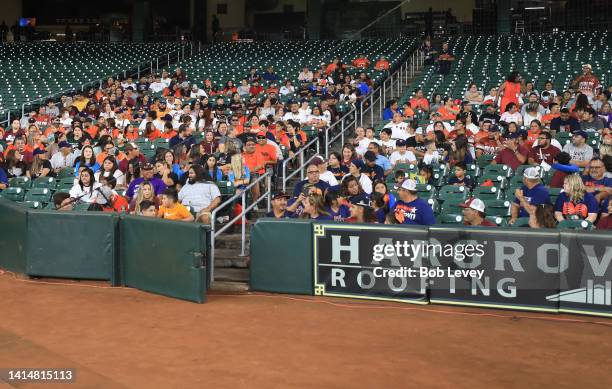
[250,219,314,295]
[26,211,117,281]
[0,199,28,274]
[120,215,207,303]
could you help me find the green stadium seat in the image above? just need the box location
[23,200,43,209]
[510,217,531,227]
[32,176,56,190]
[483,199,512,217]
[217,181,235,197]
[438,213,464,225]
[9,176,31,190]
[24,188,52,204]
[0,187,26,202]
[558,219,594,230]
[472,186,503,201]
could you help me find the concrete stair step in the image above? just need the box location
[214,248,250,268]
[213,268,250,283]
[215,233,250,250]
[210,280,249,292]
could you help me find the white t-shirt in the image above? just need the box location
[69,183,101,203]
[425,121,452,133]
[178,182,221,212]
[319,170,339,186]
[500,111,523,124]
[149,82,166,93]
[384,121,409,140]
[389,150,417,165]
[356,137,381,156]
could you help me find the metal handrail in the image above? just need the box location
[12,42,195,119]
[209,170,272,282]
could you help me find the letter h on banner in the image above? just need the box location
[331,235,360,264]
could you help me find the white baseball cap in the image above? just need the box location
[399,179,417,191]
[459,198,486,213]
[523,167,541,179]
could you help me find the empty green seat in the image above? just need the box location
[0,187,26,202]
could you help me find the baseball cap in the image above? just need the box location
[33,148,46,156]
[363,151,377,162]
[141,162,154,170]
[572,130,588,140]
[582,64,592,69]
[58,141,71,148]
[350,159,365,171]
[352,198,373,209]
[399,179,417,191]
[459,198,486,213]
[523,166,541,179]
[272,192,291,200]
[396,139,407,147]
[245,136,256,144]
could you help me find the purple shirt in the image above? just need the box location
[126,177,167,200]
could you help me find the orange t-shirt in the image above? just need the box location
[146,129,162,141]
[242,151,266,175]
[255,143,277,164]
[103,195,129,213]
[403,107,415,117]
[375,60,390,71]
[542,113,559,126]
[158,203,192,220]
[85,125,99,139]
[438,105,459,121]
[43,126,66,138]
[409,98,430,111]
[325,63,338,75]
[353,58,370,68]
[161,130,177,139]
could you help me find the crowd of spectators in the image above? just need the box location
[0,54,390,222]
[266,63,612,230]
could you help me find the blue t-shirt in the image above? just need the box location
[514,183,550,217]
[581,175,612,193]
[74,161,100,176]
[327,204,351,221]
[392,198,436,225]
[348,192,370,205]
[311,214,333,221]
[375,208,387,223]
[554,192,598,218]
[375,155,392,171]
[292,179,330,198]
[0,166,8,185]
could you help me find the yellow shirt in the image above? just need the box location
[158,203,192,221]
[72,98,90,112]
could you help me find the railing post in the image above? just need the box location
[167,53,170,66]
[325,127,329,159]
[360,101,363,127]
[137,65,140,79]
[210,224,216,282]
[156,57,159,72]
[21,103,25,118]
[267,173,271,212]
[341,119,345,146]
[282,161,287,192]
[300,152,305,181]
[370,94,374,128]
[240,192,246,257]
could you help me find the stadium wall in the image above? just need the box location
[401,0,475,22]
[250,219,612,318]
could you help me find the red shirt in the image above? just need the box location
[494,146,529,170]
[464,219,496,227]
[249,85,264,96]
[528,145,560,165]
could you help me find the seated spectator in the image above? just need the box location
[129,180,159,214]
[542,103,560,127]
[372,179,396,210]
[138,200,158,217]
[374,56,390,71]
[492,132,528,170]
[301,194,333,221]
[342,160,372,195]
[464,83,484,105]
[554,174,598,223]
[580,107,605,133]
[581,157,612,202]
[363,151,385,182]
[125,162,167,201]
[378,128,396,156]
[409,89,430,112]
[549,152,580,188]
[510,167,550,224]
[158,188,194,222]
[68,167,100,204]
[293,161,331,198]
[479,104,501,126]
[53,192,72,211]
[550,108,580,133]
[27,148,52,179]
[321,190,349,221]
[178,165,221,224]
[460,198,496,226]
[356,128,380,156]
[447,162,473,187]
[448,135,473,167]
[50,141,76,174]
[476,124,502,157]
[523,103,542,125]
[346,199,378,223]
[528,131,559,165]
[94,177,129,213]
[596,200,612,229]
[437,97,460,121]
[392,179,436,225]
[500,102,523,125]
[389,139,416,166]
[383,100,401,120]
[529,204,557,228]
[483,87,498,105]
[266,192,292,218]
[384,112,410,140]
[310,155,338,186]
[562,131,593,168]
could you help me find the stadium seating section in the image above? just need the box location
[0,42,183,112]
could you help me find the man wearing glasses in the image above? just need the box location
[582,158,612,203]
[291,162,330,199]
[528,131,559,165]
